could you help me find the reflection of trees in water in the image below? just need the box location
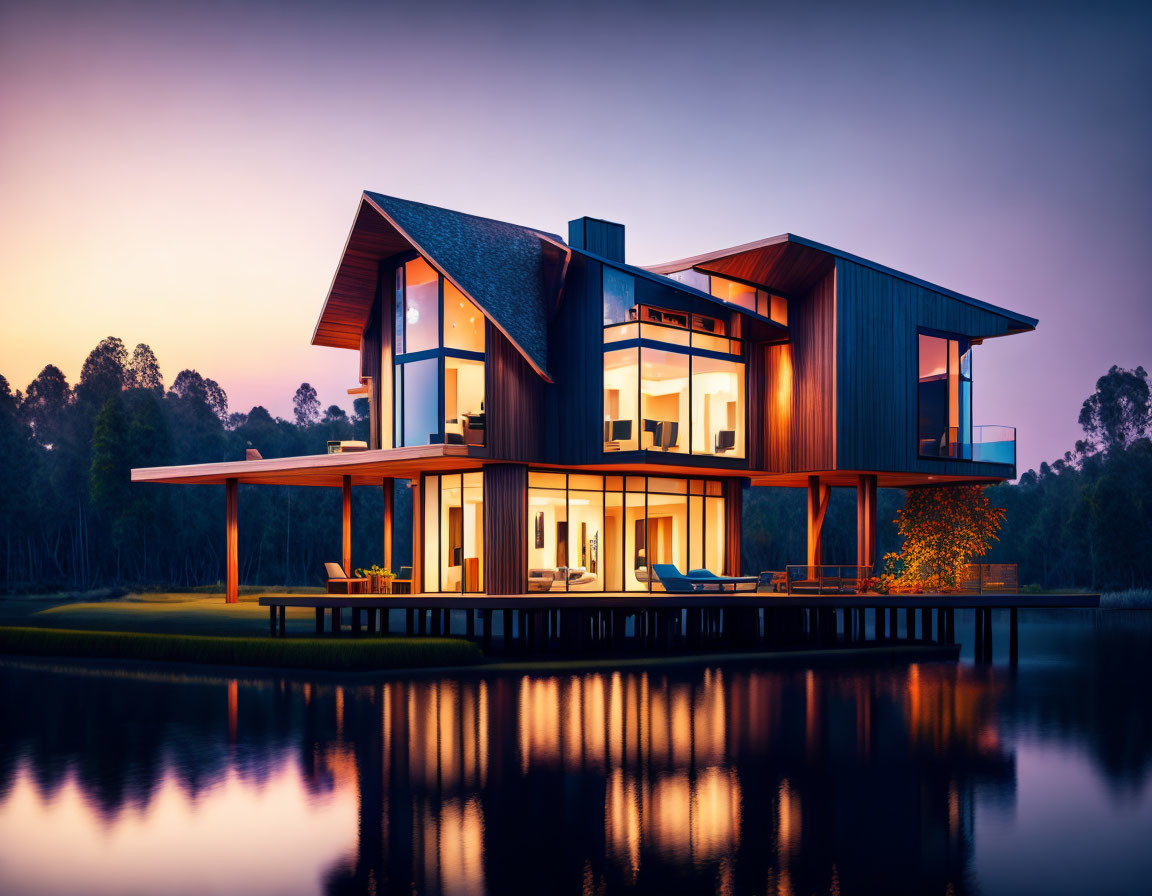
[1001,611,1152,792]
[0,659,1043,895]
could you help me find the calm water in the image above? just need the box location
[1,610,1151,896]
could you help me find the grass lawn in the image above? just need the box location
[0,592,334,637]
[0,592,486,670]
[0,626,482,671]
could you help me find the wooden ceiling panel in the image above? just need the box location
[311,199,414,349]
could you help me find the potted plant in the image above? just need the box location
[356,565,395,593]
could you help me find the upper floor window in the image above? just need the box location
[393,256,486,447]
[918,332,971,458]
[603,267,635,325]
[665,269,788,326]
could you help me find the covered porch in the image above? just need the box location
[131,445,483,603]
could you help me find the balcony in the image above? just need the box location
[918,425,1016,466]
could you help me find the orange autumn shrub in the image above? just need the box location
[894,486,1005,591]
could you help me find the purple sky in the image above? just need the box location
[1,0,1149,476]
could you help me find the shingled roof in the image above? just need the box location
[368,193,566,379]
[312,192,567,380]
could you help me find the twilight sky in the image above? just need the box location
[1,0,1149,476]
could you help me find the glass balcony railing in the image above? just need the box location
[970,425,1016,465]
[918,425,1016,465]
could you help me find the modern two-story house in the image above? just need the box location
[132,192,1036,602]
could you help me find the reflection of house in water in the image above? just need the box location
[312,664,1014,896]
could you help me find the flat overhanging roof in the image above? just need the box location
[131,445,481,487]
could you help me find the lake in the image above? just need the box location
[1,609,1150,895]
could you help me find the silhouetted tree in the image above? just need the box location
[128,343,164,393]
[78,337,128,406]
[294,383,320,426]
[1079,365,1151,455]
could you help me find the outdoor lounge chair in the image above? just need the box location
[687,569,759,592]
[650,564,705,593]
[325,562,368,594]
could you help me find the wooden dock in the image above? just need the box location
[259,592,1099,663]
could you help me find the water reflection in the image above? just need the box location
[1,612,1151,896]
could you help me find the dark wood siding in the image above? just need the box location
[483,464,527,594]
[723,478,744,576]
[763,269,837,473]
[544,253,603,465]
[835,259,1017,478]
[486,321,543,462]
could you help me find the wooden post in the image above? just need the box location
[1009,607,1019,666]
[807,475,830,570]
[342,475,352,577]
[410,480,422,594]
[856,474,877,573]
[225,478,239,604]
[382,477,394,572]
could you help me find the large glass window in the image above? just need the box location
[640,349,688,453]
[603,348,639,451]
[445,358,485,445]
[602,343,744,458]
[918,333,972,458]
[603,268,636,326]
[691,356,745,457]
[423,472,484,593]
[401,258,439,353]
[444,280,485,352]
[400,358,439,447]
[393,255,486,446]
[526,473,726,592]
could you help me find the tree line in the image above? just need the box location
[0,337,1148,592]
[0,337,410,591]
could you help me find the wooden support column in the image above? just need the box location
[807,475,830,569]
[382,477,394,572]
[410,479,422,594]
[342,475,352,577]
[856,474,878,572]
[722,478,745,576]
[225,478,238,604]
[484,464,528,594]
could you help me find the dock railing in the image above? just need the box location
[785,565,873,595]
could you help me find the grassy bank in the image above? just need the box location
[1101,589,1152,609]
[0,627,483,671]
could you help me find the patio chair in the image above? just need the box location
[686,569,760,592]
[392,566,413,594]
[325,562,368,595]
[650,564,705,593]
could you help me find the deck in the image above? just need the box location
[258,592,1099,663]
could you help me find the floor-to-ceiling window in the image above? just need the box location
[602,269,746,458]
[394,256,486,447]
[918,332,972,458]
[422,472,484,593]
[526,472,727,592]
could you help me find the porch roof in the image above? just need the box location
[130,445,482,488]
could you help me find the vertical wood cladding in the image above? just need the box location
[723,478,744,576]
[545,253,602,465]
[763,269,836,473]
[486,322,543,461]
[483,464,527,594]
[835,259,1018,478]
[360,292,383,450]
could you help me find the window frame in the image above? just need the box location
[526,471,727,592]
[392,253,487,447]
[916,327,973,460]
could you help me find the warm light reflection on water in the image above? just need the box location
[2,612,1152,895]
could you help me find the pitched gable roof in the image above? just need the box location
[312,192,566,380]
